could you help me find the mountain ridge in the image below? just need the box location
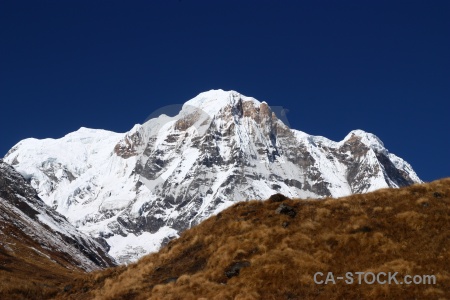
[0,159,115,269]
[0,158,117,299]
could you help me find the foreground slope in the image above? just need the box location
[4,90,422,263]
[59,178,449,300]
[0,160,115,299]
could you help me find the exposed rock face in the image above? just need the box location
[3,89,421,263]
[0,160,116,271]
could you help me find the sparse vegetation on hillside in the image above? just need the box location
[2,179,449,299]
[0,220,86,300]
[53,178,450,300]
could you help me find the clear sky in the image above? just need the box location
[1,0,449,182]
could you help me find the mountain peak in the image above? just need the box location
[183,89,261,116]
[343,129,386,153]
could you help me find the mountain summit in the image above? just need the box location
[4,90,421,263]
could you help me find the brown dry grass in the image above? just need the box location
[9,178,450,299]
[0,217,86,299]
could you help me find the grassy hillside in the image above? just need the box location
[55,178,450,299]
[2,178,448,299]
[0,211,85,300]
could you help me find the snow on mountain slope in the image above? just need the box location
[0,160,115,271]
[3,89,422,263]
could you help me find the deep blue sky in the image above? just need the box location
[1,0,449,182]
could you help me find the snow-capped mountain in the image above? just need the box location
[0,159,115,271]
[3,90,421,263]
